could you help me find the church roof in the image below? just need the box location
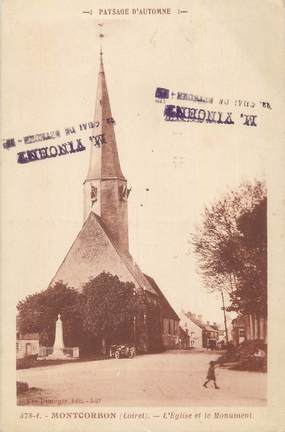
[144,274,180,321]
[85,53,125,181]
[49,211,157,296]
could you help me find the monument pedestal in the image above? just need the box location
[42,314,79,361]
[48,347,69,360]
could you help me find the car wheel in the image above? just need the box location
[114,350,120,359]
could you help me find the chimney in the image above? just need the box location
[207,321,210,325]
[197,315,202,322]
[213,322,217,327]
[191,313,196,320]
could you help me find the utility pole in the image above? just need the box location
[221,289,229,345]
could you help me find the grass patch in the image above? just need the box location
[16,353,109,370]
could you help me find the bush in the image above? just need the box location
[16,354,37,370]
[218,340,267,372]
[232,357,267,372]
[16,381,29,395]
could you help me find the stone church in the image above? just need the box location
[49,50,179,353]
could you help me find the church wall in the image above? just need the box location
[161,318,179,349]
[131,292,150,353]
[83,179,101,221]
[83,178,129,254]
[100,179,129,253]
[143,292,163,352]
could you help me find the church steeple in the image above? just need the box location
[83,36,129,253]
[85,50,125,181]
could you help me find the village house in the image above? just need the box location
[185,312,219,349]
[179,311,203,349]
[16,333,40,359]
[232,314,267,347]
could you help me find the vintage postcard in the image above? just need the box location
[1,0,285,431]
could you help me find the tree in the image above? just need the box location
[192,180,267,321]
[17,282,84,347]
[17,273,139,355]
[228,197,267,320]
[82,272,137,354]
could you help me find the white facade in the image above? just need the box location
[16,338,39,359]
[179,311,203,348]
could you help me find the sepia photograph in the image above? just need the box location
[1,1,285,431]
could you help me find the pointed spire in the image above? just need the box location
[99,49,104,74]
[85,28,125,181]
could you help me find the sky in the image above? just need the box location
[2,0,283,327]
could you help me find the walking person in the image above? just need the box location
[203,361,220,389]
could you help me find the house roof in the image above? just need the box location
[193,319,207,330]
[204,324,218,332]
[185,314,204,329]
[50,211,157,296]
[144,274,179,321]
[180,311,202,331]
[185,312,218,333]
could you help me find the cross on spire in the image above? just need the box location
[98,23,104,56]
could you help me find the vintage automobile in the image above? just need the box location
[109,344,136,359]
